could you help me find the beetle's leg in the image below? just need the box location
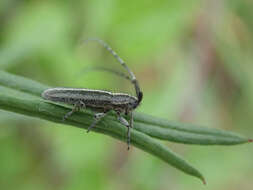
[87,112,107,132]
[129,111,133,128]
[125,109,129,116]
[117,112,131,150]
[62,101,85,121]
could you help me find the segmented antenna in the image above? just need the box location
[81,66,132,81]
[83,38,143,103]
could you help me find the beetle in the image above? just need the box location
[41,38,143,149]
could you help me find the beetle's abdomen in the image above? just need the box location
[42,87,111,104]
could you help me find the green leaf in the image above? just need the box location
[0,70,249,145]
[0,84,205,184]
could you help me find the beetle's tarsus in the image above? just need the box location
[127,126,131,150]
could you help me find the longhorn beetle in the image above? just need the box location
[41,38,143,150]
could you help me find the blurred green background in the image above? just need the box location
[0,0,253,189]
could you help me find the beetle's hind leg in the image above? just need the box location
[87,112,107,132]
[117,112,131,150]
[62,101,85,121]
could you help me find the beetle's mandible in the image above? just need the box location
[41,38,143,150]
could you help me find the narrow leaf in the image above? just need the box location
[0,85,205,183]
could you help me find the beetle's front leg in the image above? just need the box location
[62,100,85,121]
[116,112,131,150]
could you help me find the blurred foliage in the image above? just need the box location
[0,0,253,190]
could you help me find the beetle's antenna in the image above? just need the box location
[79,67,140,99]
[83,38,143,103]
[81,66,132,81]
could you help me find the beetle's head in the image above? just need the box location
[129,93,142,110]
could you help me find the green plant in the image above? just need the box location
[0,70,251,184]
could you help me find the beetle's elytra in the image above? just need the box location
[42,38,143,150]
